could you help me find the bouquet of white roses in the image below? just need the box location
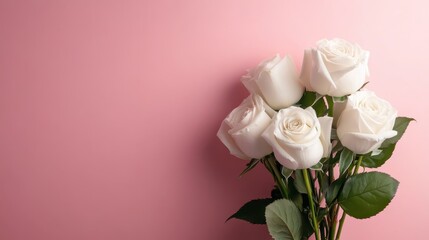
[218,38,413,240]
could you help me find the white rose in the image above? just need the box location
[242,54,304,110]
[300,38,370,97]
[262,106,333,170]
[217,94,275,160]
[337,91,397,154]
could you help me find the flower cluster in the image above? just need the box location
[219,39,413,240]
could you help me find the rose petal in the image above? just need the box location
[262,107,324,170]
[231,110,273,159]
[262,123,299,170]
[217,121,249,159]
[284,138,324,169]
[338,131,396,154]
[339,131,380,154]
[318,116,333,157]
[255,56,304,109]
[299,49,314,91]
[241,75,262,96]
[311,49,337,95]
[362,50,370,77]
[328,63,367,97]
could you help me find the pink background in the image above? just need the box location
[0,0,427,239]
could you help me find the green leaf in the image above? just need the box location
[381,117,414,148]
[328,147,343,167]
[312,96,328,117]
[338,172,399,219]
[326,96,334,117]
[361,117,413,168]
[302,212,314,239]
[333,96,347,102]
[317,208,329,223]
[362,144,395,168]
[317,171,329,196]
[271,187,282,200]
[281,167,293,180]
[293,170,307,194]
[297,91,317,108]
[331,141,344,156]
[296,91,327,117]
[226,198,275,224]
[239,158,260,177]
[339,148,355,175]
[325,177,346,206]
[286,178,304,211]
[265,199,303,240]
[310,162,323,171]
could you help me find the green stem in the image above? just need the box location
[264,157,289,199]
[320,220,326,240]
[324,217,330,240]
[329,205,339,240]
[352,156,363,175]
[335,155,363,240]
[328,163,335,235]
[302,169,321,240]
[270,158,290,199]
[335,211,347,240]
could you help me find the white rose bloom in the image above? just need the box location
[217,94,275,160]
[262,106,332,170]
[300,38,370,97]
[242,54,304,110]
[337,91,397,154]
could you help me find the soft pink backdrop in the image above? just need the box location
[0,0,427,239]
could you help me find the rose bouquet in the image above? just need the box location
[218,38,413,240]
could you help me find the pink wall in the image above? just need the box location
[0,0,427,239]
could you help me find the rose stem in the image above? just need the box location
[263,157,289,199]
[329,205,339,240]
[335,155,363,240]
[267,157,289,199]
[302,169,321,240]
